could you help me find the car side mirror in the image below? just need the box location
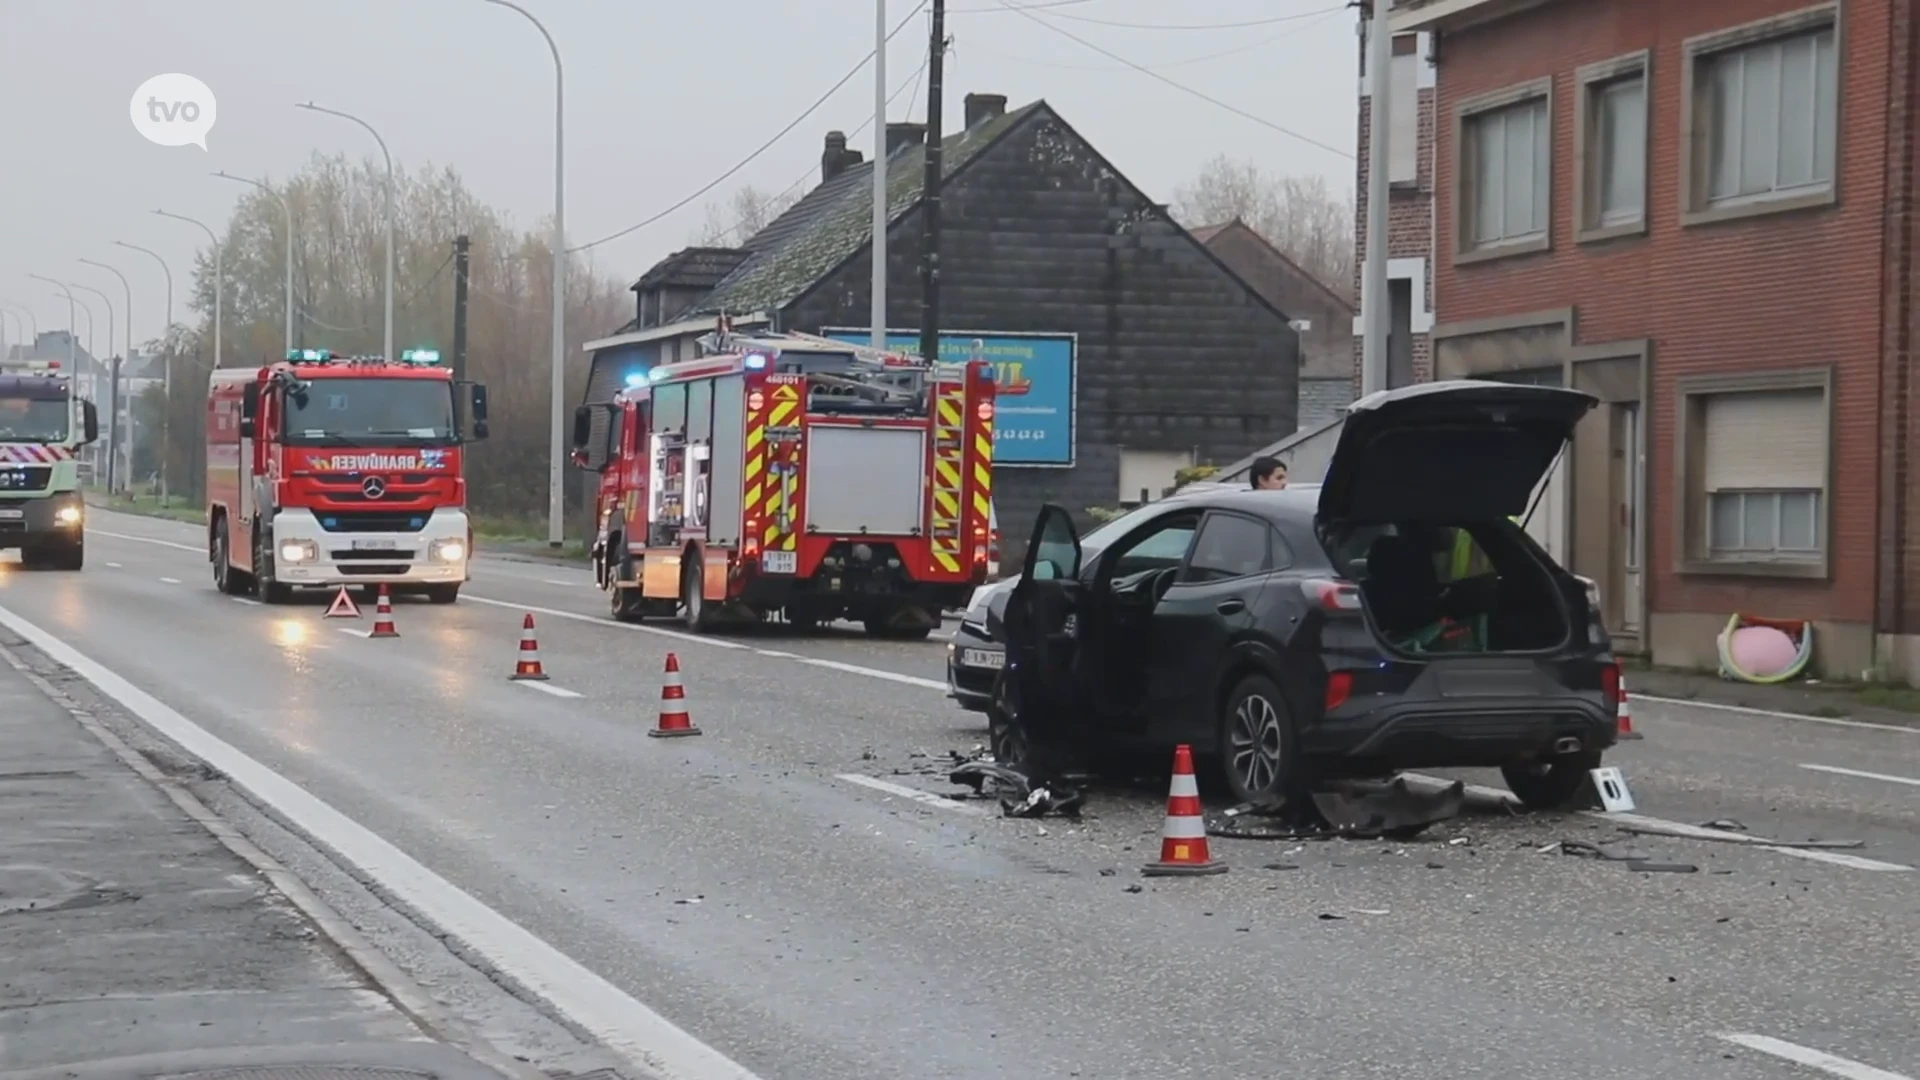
[469,382,488,422]
[570,405,594,455]
[80,400,99,445]
[471,419,489,440]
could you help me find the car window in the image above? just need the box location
[1108,521,1197,579]
[1028,508,1079,581]
[1180,513,1271,583]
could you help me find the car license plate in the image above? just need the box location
[351,538,398,550]
[761,551,797,574]
[0,509,21,519]
[961,648,1004,669]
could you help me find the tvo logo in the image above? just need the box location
[129,74,217,150]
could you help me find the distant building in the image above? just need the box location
[1192,218,1355,430]
[584,92,1302,528]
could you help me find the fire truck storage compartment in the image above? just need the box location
[707,377,745,546]
[804,425,927,536]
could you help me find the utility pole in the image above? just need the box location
[1359,0,1395,397]
[871,0,888,350]
[918,0,946,365]
[452,235,470,385]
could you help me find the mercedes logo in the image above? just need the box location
[361,476,387,499]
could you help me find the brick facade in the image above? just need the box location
[1353,20,1438,393]
[1397,0,1920,679]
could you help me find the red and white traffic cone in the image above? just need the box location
[509,613,548,681]
[649,652,701,738]
[1617,672,1642,740]
[1142,744,1226,877]
[369,584,399,638]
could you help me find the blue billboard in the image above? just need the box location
[821,328,1076,466]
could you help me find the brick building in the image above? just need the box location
[1388,0,1920,680]
[1356,5,1440,391]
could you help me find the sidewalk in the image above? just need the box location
[0,643,518,1080]
[1626,663,1920,731]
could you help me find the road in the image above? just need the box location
[1,505,1914,1080]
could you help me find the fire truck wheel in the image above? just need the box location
[252,529,293,604]
[51,536,83,571]
[681,559,716,633]
[212,520,252,596]
[862,612,934,641]
[424,584,461,604]
[609,552,646,622]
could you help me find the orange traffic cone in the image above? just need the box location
[1142,744,1227,877]
[369,584,399,638]
[1617,671,1641,740]
[649,652,701,738]
[510,613,548,681]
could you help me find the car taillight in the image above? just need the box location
[1325,671,1354,711]
[1601,662,1623,707]
[1300,578,1362,612]
[744,515,761,559]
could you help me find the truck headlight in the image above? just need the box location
[432,539,466,562]
[279,540,317,563]
[53,505,82,526]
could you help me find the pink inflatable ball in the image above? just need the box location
[1729,625,1800,678]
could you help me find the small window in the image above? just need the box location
[1181,513,1271,583]
[1703,27,1836,204]
[687,378,713,441]
[1464,95,1550,249]
[1593,73,1646,227]
[652,382,687,433]
[1109,520,1198,579]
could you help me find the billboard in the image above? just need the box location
[821,328,1076,466]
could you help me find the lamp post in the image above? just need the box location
[296,102,393,362]
[152,210,221,368]
[81,259,135,493]
[68,281,118,492]
[28,276,80,374]
[0,303,38,345]
[114,241,175,503]
[485,0,568,548]
[212,172,295,353]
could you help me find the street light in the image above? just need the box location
[296,102,393,362]
[485,0,568,547]
[114,241,175,504]
[29,276,81,373]
[68,281,119,492]
[81,259,134,494]
[152,209,222,370]
[212,171,295,353]
[0,303,38,344]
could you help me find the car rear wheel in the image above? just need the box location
[1219,673,1303,809]
[1501,750,1602,811]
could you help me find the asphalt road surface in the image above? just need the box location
[1,506,1914,1080]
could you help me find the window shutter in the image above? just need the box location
[1701,389,1825,490]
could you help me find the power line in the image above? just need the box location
[992,0,1353,160]
[1047,5,1336,30]
[773,47,933,206]
[569,0,931,255]
[968,8,1342,72]
[949,0,1096,10]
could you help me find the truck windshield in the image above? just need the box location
[283,378,455,446]
[0,396,69,442]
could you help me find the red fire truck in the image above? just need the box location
[207,349,488,604]
[572,327,995,638]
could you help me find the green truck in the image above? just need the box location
[0,359,100,569]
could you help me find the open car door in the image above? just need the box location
[1000,504,1088,736]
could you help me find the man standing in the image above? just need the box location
[1250,456,1288,490]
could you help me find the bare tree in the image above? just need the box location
[1172,155,1355,300]
[693,184,800,246]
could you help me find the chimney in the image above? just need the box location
[964,93,1007,129]
[885,121,927,157]
[822,130,850,182]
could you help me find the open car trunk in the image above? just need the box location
[1325,520,1577,657]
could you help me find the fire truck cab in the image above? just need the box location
[573,327,996,638]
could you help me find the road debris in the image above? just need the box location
[947,760,1085,818]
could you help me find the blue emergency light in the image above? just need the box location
[401,349,441,363]
[743,352,768,370]
[625,373,646,387]
[287,349,332,362]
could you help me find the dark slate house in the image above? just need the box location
[583,92,1301,529]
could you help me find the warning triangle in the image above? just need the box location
[325,586,362,619]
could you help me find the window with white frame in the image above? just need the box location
[1466,96,1549,247]
[1698,387,1827,561]
[1594,73,1646,225]
[1700,25,1838,205]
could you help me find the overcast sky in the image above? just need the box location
[0,0,1357,354]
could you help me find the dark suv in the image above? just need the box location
[992,381,1624,811]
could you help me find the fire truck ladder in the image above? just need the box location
[928,380,967,575]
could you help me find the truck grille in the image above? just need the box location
[313,511,433,533]
[329,549,419,561]
[0,468,52,492]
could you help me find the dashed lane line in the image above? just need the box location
[1800,762,1920,788]
[517,681,584,699]
[0,599,766,1080]
[837,774,986,815]
[1718,1033,1913,1080]
[90,527,200,553]
[160,576,181,585]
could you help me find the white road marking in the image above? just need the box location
[1635,692,1918,735]
[228,597,261,607]
[542,578,581,588]
[159,576,181,585]
[106,561,122,568]
[89,527,200,553]
[517,681,583,699]
[795,656,947,692]
[335,626,372,639]
[0,601,765,1080]
[1403,777,1914,873]
[837,774,986,815]
[464,595,750,651]
[1718,1033,1913,1080]
[1800,762,1920,788]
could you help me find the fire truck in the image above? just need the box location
[206,348,488,604]
[0,356,98,570]
[572,327,996,638]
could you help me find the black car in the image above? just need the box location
[990,380,1624,812]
